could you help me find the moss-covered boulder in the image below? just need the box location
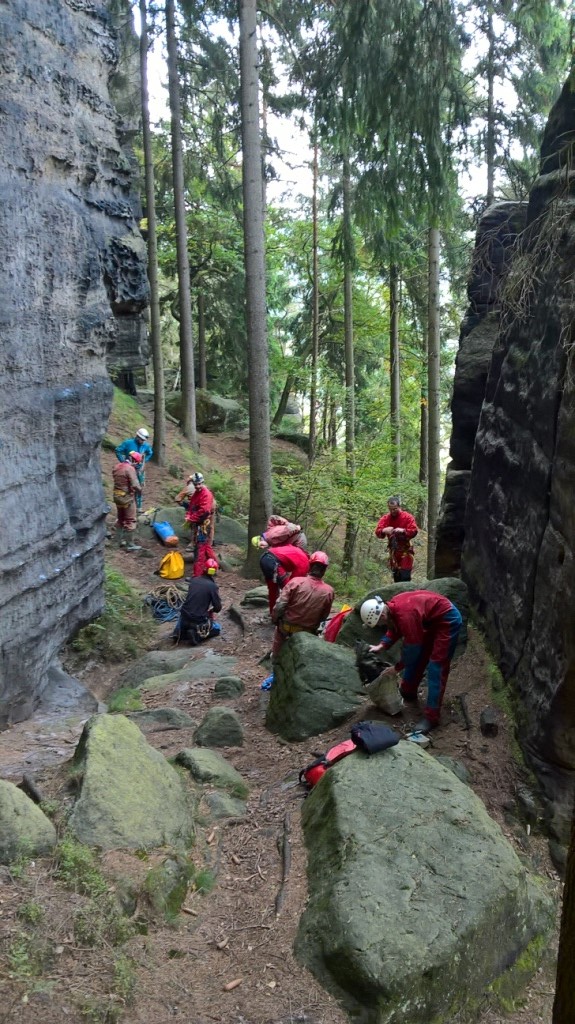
[141,655,238,694]
[118,649,195,688]
[295,743,553,1024]
[193,707,244,747]
[216,515,248,546]
[337,577,469,655]
[214,676,245,697]
[0,780,57,863]
[175,748,247,793]
[203,791,247,820]
[143,854,195,921]
[68,714,193,850]
[166,390,246,432]
[241,585,269,607]
[128,708,195,731]
[265,632,365,741]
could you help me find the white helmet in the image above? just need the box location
[360,596,387,628]
[136,427,149,441]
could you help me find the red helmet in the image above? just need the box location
[309,550,329,567]
[204,557,219,576]
[129,451,143,464]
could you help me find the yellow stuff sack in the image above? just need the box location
[158,551,185,580]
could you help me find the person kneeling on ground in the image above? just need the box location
[271,551,334,659]
[360,590,462,734]
[174,557,222,646]
[252,537,310,614]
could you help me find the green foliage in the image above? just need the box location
[112,954,137,1004]
[54,836,108,898]
[107,688,144,713]
[73,894,134,949]
[191,867,215,895]
[17,901,44,925]
[6,933,49,980]
[105,388,150,448]
[71,566,155,662]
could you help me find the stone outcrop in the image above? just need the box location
[166,390,247,433]
[435,202,527,577]
[296,744,553,1024]
[265,633,364,741]
[0,0,147,726]
[68,714,193,850]
[456,78,575,851]
[0,780,57,863]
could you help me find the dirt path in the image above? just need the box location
[0,421,562,1024]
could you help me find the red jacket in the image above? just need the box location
[268,544,310,578]
[375,508,418,571]
[185,485,215,524]
[272,575,334,629]
[381,591,454,650]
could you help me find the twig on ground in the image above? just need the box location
[275,811,291,917]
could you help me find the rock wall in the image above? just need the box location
[460,77,575,850]
[0,0,148,725]
[435,201,527,576]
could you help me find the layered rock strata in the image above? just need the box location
[461,78,575,849]
[435,200,526,577]
[0,0,148,726]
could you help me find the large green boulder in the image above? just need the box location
[68,715,193,850]
[0,780,57,863]
[295,743,553,1024]
[165,390,246,432]
[216,515,248,546]
[337,577,469,655]
[265,632,365,741]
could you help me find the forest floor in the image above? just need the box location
[0,411,563,1024]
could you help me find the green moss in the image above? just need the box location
[70,566,157,662]
[107,687,144,713]
[54,836,108,898]
[488,933,549,1011]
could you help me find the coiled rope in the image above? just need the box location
[144,583,185,623]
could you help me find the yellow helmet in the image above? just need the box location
[251,535,262,549]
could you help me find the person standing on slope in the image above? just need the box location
[375,495,418,582]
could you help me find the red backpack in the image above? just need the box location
[299,739,358,788]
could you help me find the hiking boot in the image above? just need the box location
[413,718,437,735]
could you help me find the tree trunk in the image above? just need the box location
[309,133,319,465]
[272,374,293,428]
[239,0,273,570]
[140,0,166,466]
[197,291,207,390]
[426,224,441,576]
[553,810,575,1022]
[389,262,401,480]
[342,154,356,574]
[486,2,495,208]
[166,0,197,447]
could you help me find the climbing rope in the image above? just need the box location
[144,583,185,622]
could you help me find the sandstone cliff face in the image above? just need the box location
[435,201,527,577]
[460,78,575,849]
[0,0,148,725]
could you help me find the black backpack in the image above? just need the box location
[355,640,390,685]
[350,720,400,755]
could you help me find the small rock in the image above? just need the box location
[479,707,499,737]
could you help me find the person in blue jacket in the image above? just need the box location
[115,427,153,511]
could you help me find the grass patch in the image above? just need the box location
[17,901,44,925]
[107,687,144,713]
[54,836,108,898]
[104,388,150,450]
[70,566,155,662]
[73,895,134,948]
